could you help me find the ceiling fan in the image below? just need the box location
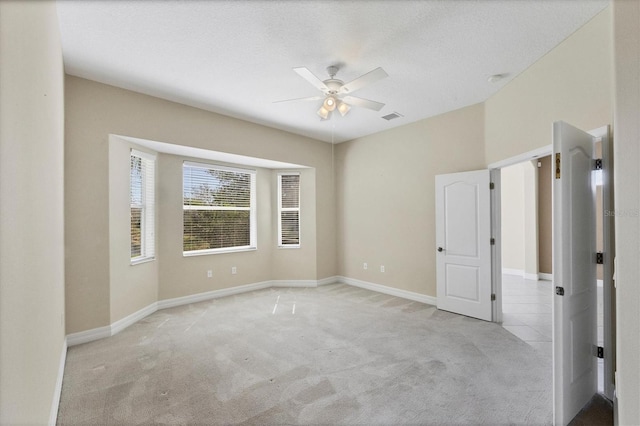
[275,65,388,120]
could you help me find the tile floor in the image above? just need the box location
[500,273,604,391]
[501,274,554,355]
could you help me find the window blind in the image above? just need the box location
[183,162,256,254]
[278,173,300,247]
[130,149,155,262]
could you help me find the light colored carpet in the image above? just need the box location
[57,283,552,425]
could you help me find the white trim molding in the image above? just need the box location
[502,268,524,277]
[157,281,272,310]
[337,276,437,306]
[503,269,552,282]
[488,144,553,170]
[271,280,317,288]
[111,302,158,335]
[66,325,111,347]
[49,338,67,426]
[317,276,339,286]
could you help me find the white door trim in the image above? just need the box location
[488,145,552,324]
[488,145,553,170]
[490,169,502,323]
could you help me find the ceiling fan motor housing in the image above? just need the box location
[323,79,344,94]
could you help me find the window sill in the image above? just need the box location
[131,257,155,266]
[278,245,301,249]
[183,246,257,257]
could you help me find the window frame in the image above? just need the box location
[130,149,156,265]
[277,172,301,248]
[182,161,257,256]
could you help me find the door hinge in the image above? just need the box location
[594,159,603,170]
[596,252,604,264]
[555,286,564,296]
[490,182,495,190]
[490,237,495,245]
[555,153,561,179]
[597,346,604,359]
[491,293,496,301]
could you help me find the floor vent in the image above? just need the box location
[382,112,403,121]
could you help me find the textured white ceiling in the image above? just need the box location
[56,0,608,143]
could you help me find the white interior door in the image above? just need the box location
[552,121,597,425]
[435,169,492,321]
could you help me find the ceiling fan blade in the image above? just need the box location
[273,95,323,104]
[293,67,329,92]
[342,95,385,112]
[339,67,388,94]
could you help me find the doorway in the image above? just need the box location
[499,157,553,355]
[489,126,615,422]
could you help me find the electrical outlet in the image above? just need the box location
[231,266,237,275]
[380,265,385,273]
[363,262,368,270]
[207,270,212,278]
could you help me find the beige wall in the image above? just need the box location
[336,103,485,297]
[0,1,66,423]
[65,76,336,333]
[523,161,538,277]
[499,161,538,277]
[537,156,552,275]
[612,0,640,422]
[485,7,612,165]
[500,163,526,272]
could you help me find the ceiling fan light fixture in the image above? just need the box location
[323,96,337,111]
[337,101,351,117]
[317,106,329,120]
[281,64,388,121]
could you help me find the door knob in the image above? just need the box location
[437,247,443,252]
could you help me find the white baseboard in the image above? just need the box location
[66,325,111,346]
[539,273,553,281]
[157,280,272,310]
[49,338,67,426]
[502,269,547,281]
[317,276,339,286]
[271,280,317,288]
[111,302,158,335]
[502,268,524,277]
[337,276,437,306]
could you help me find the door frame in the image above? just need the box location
[488,144,552,325]
[593,125,615,402]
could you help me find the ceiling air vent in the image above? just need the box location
[382,112,403,121]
